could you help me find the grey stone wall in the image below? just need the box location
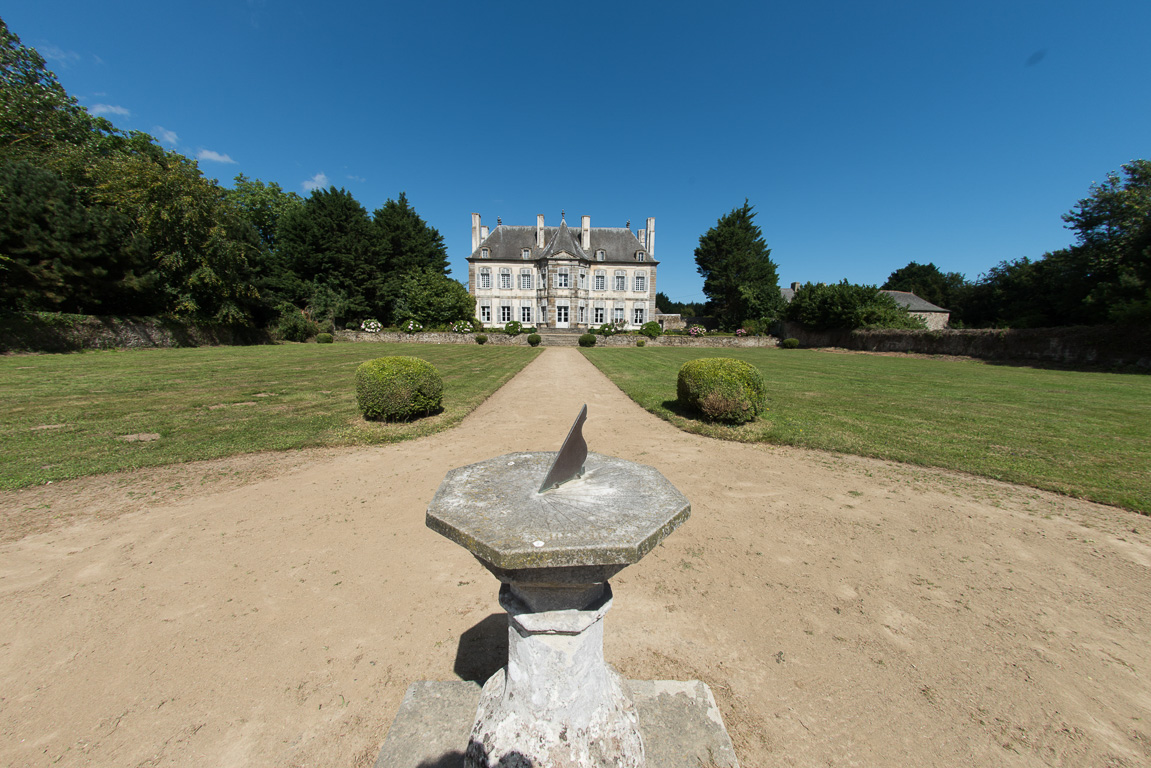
[0,313,272,354]
[780,322,1151,368]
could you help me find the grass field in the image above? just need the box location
[581,347,1151,513]
[0,342,540,490]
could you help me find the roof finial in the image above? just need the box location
[561,209,565,223]
[626,219,631,229]
[497,216,502,225]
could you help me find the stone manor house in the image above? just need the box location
[467,212,658,331]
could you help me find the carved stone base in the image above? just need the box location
[464,583,644,768]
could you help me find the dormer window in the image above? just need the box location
[635,251,645,262]
[596,250,605,261]
[521,248,531,260]
[480,247,489,259]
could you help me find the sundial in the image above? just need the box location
[424,406,692,768]
[426,404,691,580]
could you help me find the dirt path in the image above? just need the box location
[1,348,1149,767]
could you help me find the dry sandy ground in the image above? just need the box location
[2,348,1149,768]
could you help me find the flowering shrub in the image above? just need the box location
[361,319,382,334]
[504,321,523,336]
[451,319,472,333]
[735,328,747,337]
[401,319,423,334]
[687,324,707,337]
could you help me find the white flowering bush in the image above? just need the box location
[687,324,707,337]
[361,319,382,333]
[401,319,423,334]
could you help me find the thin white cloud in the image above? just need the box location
[302,172,329,192]
[197,149,237,164]
[39,44,81,67]
[155,127,179,146]
[347,174,366,183]
[90,104,130,117]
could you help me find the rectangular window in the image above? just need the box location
[479,271,491,289]
[633,307,645,325]
[634,274,646,292]
[556,305,569,323]
[500,305,513,323]
[579,271,587,289]
[556,271,570,288]
[594,273,605,291]
[521,305,532,323]
[578,306,586,323]
[593,307,605,324]
[613,273,626,291]
[613,306,625,323]
[520,272,532,290]
[480,305,491,323]
[522,248,531,260]
[499,271,512,290]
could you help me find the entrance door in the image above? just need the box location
[556,305,569,328]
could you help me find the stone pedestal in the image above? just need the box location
[424,451,694,767]
[466,584,642,767]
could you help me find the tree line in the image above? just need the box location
[689,164,1150,332]
[0,18,470,335]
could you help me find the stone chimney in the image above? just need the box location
[471,213,481,253]
[581,215,590,250]
[791,282,801,291]
[637,229,647,249]
[480,225,489,241]
[645,217,656,258]
[537,214,545,248]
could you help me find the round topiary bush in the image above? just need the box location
[527,333,541,347]
[676,357,766,424]
[504,320,523,336]
[636,338,646,347]
[475,334,488,345]
[781,338,800,349]
[578,333,597,347]
[355,356,443,421]
[315,332,334,344]
[640,321,662,339]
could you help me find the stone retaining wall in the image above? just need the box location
[336,330,780,348]
[780,322,1151,368]
[0,313,272,354]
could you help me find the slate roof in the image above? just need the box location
[467,221,655,265]
[780,286,948,312]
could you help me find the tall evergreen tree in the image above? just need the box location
[372,192,449,324]
[694,200,784,331]
[275,186,386,324]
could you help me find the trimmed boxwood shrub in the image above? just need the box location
[676,357,766,424]
[315,332,334,344]
[639,321,662,339]
[527,333,542,347]
[578,333,597,347]
[781,338,800,349]
[475,334,488,345]
[355,356,443,421]
[636,338,646,347]
[504,320,523,336]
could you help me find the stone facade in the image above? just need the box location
[467,213,658,331]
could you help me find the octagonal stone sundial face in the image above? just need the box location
[425,451,690,573]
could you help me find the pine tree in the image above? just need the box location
[694,200,784,331]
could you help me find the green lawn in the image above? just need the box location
[1,342,540,490]
[581,347,1151,513]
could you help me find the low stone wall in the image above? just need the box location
[780,322,1151,368]
[337,330,781,348]
[0,313,272,354]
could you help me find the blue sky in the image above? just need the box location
[8,1,1150,305]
